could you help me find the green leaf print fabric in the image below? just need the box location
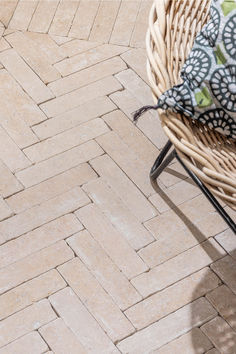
[157,0,236,140]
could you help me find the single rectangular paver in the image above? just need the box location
[49,56,126,96]
[60,38,99,57]
[54,44,127,77]
[82,178,154,250]
[6,31,61,83]
[39,318,87,354]
[58,257,135,342]
[0,198,12,222]
[49,287,119,353]
[24,118,109,163]
[0,187,89,244]
[131,238,226,297]
[33,96,115,139]
[0,241,73,294]
[7,164,96,213]
[67,230,142,310]
[117,298,217,354]
[40,76,122,117]
[0,269,66,320]
[0,48,54,104]
[0,214,82,269]
[0,299,56,348]
[125,268,220,329]
[152,328,213,354]
[15,140,103,187]
[201,316,236,354]
[0,331,48,354]
[76,204,148,279]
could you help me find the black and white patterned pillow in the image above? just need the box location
[158,0,236,140]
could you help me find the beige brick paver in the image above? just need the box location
[0,2,234,352]
[0,331,48,354]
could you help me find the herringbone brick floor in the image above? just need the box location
[0,1,235,353]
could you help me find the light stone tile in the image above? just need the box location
[131,238,226,297]
[89,0,120,43]
[82,178,154,250]
[110,1,140,46]
[67,230,142,310]
[0,331,48,354]
[0,160,23,198]
[7,164,96,213]
[24,118,109,163]
[0,214,82,268]
[76,204,148,278]
[0,198,12,221]
[0,48,54,104]
[0,69,46,126]
[54,44,128,77]
[0,1,18,27]
[109,89,167,149]
[0,241,73,294]
[33,96,115,139]
[206,285,236,331]
[130,0,152,48]
[24,32,66,64]
[0,187,89,244]
[8,0,38,30]
[117,298,217,354]
[215,229,236,259]
[28,0,59,33]
[6,31,61,83]
[40,76,122,117]
[49,287,119,353]
[0,270,66,320]
[121,48,148,83]
[49,56,126,96]
[125,268,220,329]
[0,125,31,172]
[69,0,100,40]
[102,110,159,166]
[15,140,103,187]
[39,318,87,354]
[90,154,157,222]
[96,131,154,197]
[58,257,135,342]
[61,38,99,57]
[211,256,236,295]
[49,0,79,37]
[0,37,10,52]
[151,328,213,354]
[0,299,56,347]
[201,316,236,354]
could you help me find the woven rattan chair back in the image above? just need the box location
[146,0,236,210]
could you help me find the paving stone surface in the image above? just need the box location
[0,1,235,353]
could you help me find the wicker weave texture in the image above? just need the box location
[146,0,236,210]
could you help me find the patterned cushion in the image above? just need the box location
[158,0,236,140]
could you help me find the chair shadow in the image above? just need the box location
[150,177,233,353]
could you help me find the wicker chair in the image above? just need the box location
[145,0,236,232]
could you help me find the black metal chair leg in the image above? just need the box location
[150,140,175,180]
[150,142,236,233]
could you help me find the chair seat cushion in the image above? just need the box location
[158,0,236,140]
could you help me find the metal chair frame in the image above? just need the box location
[150,140,236,233]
